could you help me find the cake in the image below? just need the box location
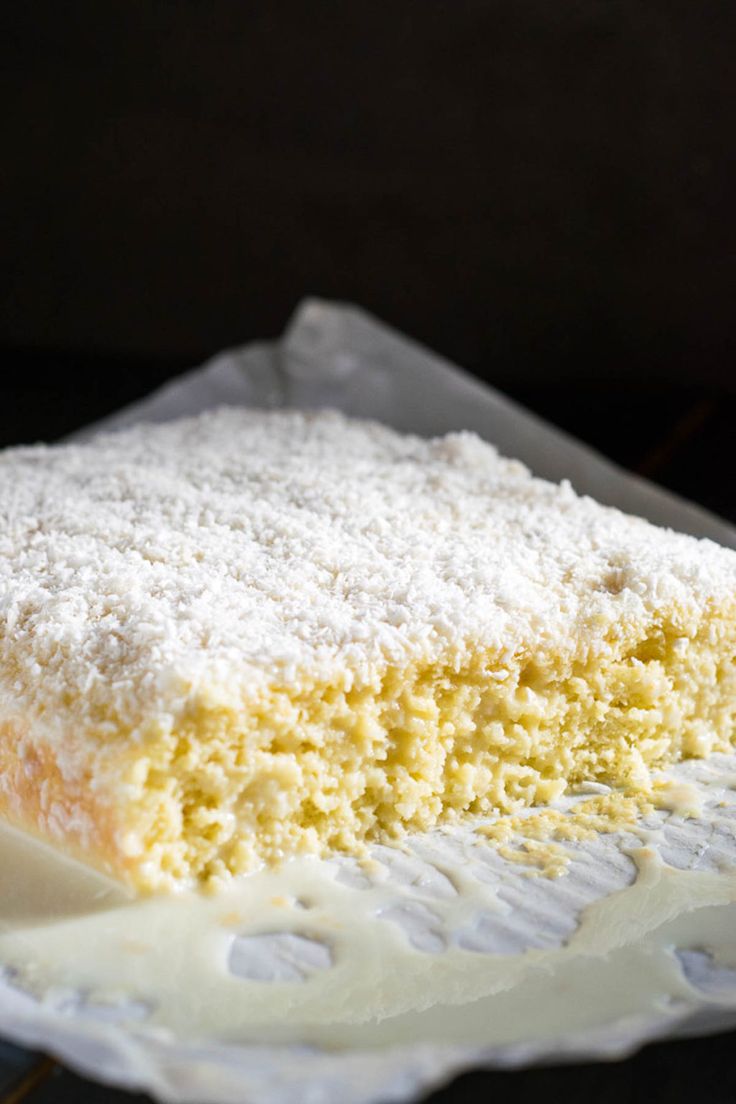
[0,408,734,891]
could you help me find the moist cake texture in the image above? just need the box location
[0,408,735,891]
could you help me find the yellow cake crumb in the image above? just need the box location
[107,609,736,888]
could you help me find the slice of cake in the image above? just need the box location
[0,408,734,891]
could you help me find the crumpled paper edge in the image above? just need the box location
[1,969,734,1104]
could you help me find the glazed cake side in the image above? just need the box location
[0,408,735,891]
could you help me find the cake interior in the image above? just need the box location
[5,601,730,891]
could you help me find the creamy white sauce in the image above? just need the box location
[2,761,736,1058]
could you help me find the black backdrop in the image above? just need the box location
[2,1,736,392]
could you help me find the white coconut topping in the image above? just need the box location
[0,407,734,732]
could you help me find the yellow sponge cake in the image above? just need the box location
[0,408,734,890]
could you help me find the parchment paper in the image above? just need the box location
[2,300,736,1103]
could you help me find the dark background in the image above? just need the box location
[2,1,736,394]
[1,3,736,1103]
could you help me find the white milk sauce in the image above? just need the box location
[1,756,736,1055]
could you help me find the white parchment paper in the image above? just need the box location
[85,298,736,547]
[2,300,736,1103]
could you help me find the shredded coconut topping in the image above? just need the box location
[0,408,734,732]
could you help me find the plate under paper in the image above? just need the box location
[2,301,736,1104]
